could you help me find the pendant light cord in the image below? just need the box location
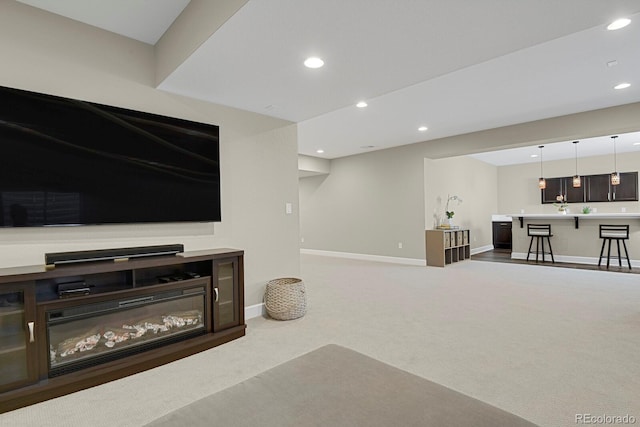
[539,145,544,176]
[613,137,617,171]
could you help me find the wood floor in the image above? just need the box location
[472,248,639,274]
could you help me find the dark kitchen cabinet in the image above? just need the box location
[543,172,637,204]
[492,222,512,250]
[585,174,611,202]
[541,177,563,204]
[585,172,638,202]
[541,177,584,204]
[612,172,638,201]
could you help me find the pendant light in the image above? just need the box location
[572,141,581,187]
[538,145,546,190]
[611,135,620,185]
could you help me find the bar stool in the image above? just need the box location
[526,224,554,263]
[598,225,631,269]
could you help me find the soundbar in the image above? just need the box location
[45,244,184,268]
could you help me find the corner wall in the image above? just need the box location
[424,156,498,248]
[299,145,426,260]
[0,1,300,306]
[299,144,498,261]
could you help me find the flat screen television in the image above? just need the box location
[0,85,221,227]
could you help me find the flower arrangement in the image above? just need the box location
[553,195,568,212]
[444,194,462,219]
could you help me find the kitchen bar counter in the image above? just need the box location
[510,213,640,229]
[506,213,639,267]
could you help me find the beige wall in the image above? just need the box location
[299,144,498,261]
[424,156,498,249]
[0,2,300,306]
[299,145,425,260]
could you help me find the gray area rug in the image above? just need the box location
[145,344,537,427]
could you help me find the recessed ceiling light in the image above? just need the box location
[356,101,368,108]
[634,142,640,146]
[316,149,324,154]
[607,18,631,30]
[614,82,631,90]
[418,126,428,132]
[530,154,539,158]
[304,57,324,69]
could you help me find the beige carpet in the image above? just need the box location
[144,344,538,427]
[2,255,639,426]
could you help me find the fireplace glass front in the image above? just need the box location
[46,282,207,376]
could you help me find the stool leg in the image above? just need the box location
[541,236,545,262]
[616,239,622,267]
[536,237,540,262]
[527,236,534,261]
[622,239,631,269]
[598,238,606,267]
[547,236,555,263]
[606,239,612,268]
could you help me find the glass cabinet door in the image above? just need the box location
[213,258,239,331]
[0,283,36,392]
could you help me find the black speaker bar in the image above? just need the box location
[45,244,184,268]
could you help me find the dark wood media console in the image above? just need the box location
[0,248,245,413]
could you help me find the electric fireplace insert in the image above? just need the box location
[40,278,210,377]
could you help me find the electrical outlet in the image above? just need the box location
[621,207,626,212]
[285,203,292,214]
[301,237,305,243]
[398,242,403,249]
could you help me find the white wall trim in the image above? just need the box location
[471,245,494,255]
[301,246,494,265]
[511,252,640,268]
[245,303,265,320]
[301,248,426,266]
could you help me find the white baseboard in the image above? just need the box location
[511,252,640,268]
[245,303,265,320]
[300,248,425,266]
[471,244,494,255]
[301,246,494,265]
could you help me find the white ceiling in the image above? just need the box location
[16,0,190,44]
[469,130,640,166]
[17,0,640,162]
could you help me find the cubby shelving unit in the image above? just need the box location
[425,229,471,267]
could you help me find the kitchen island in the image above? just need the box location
[508,213,639,267]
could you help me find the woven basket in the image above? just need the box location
[264,278,306,320]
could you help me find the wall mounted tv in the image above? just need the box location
[0,85,221,228]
